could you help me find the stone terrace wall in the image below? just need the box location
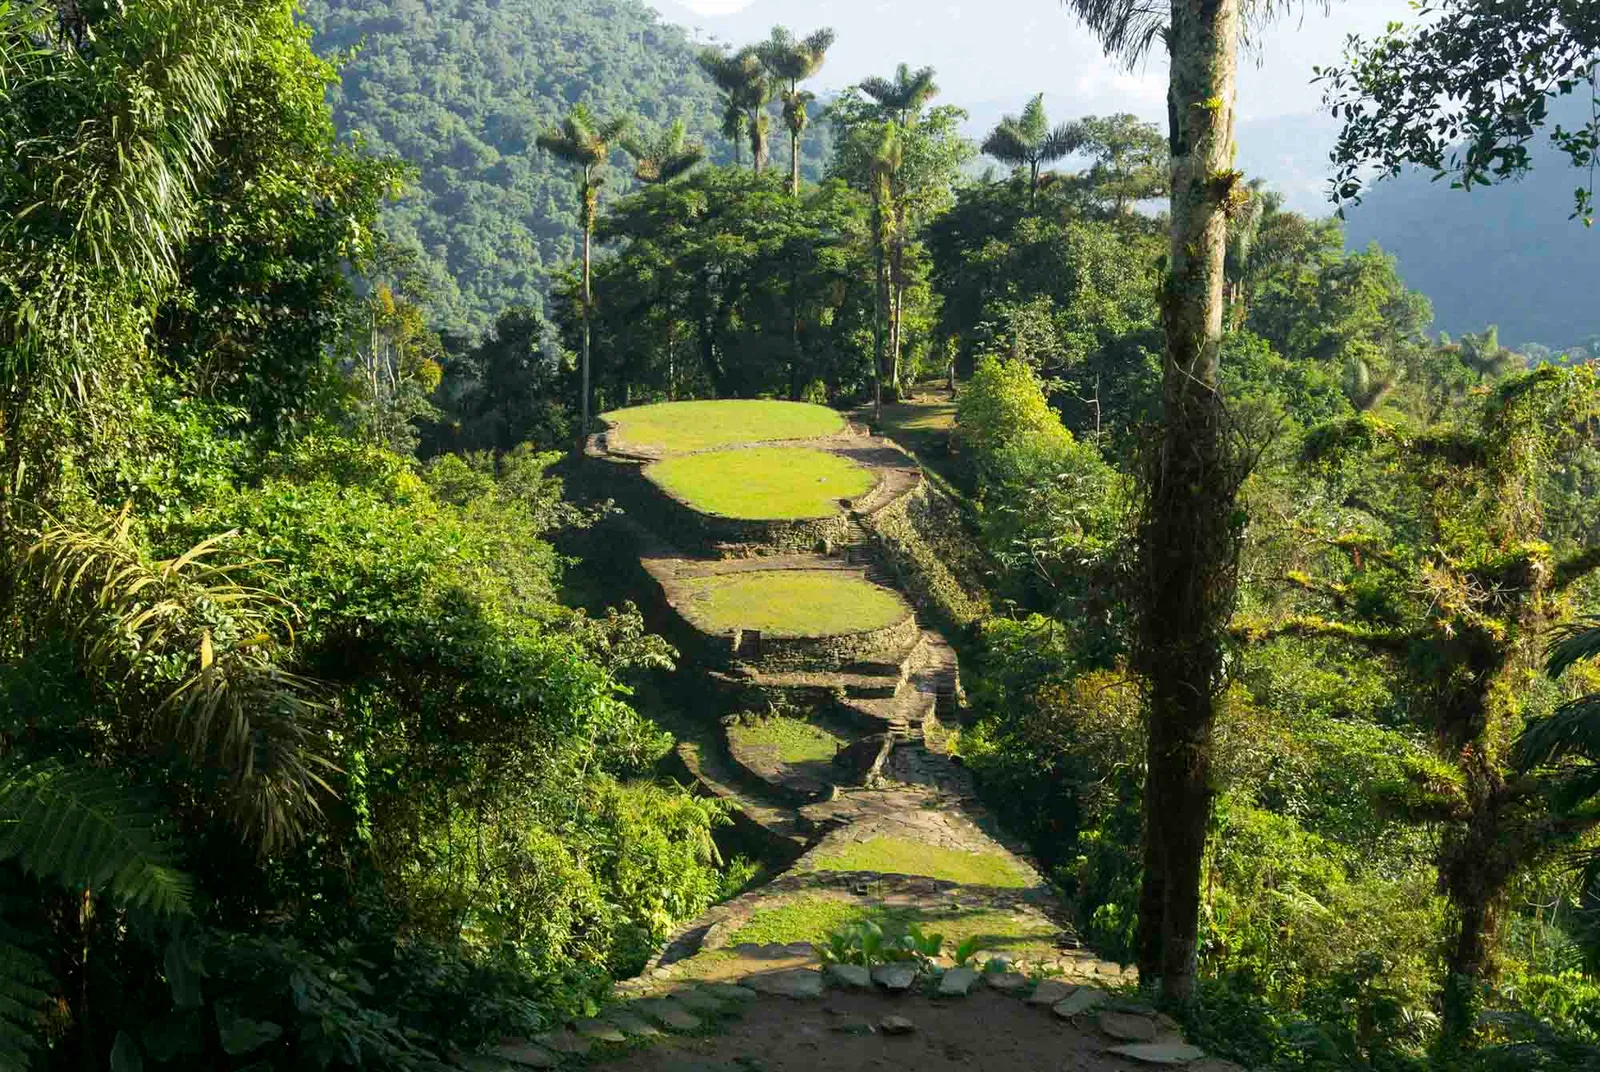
[859,481,989,634]
[587,452,853,558]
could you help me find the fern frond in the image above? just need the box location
[0,913,51,1072]
[1517,696,1600,770]
[0,759,192,916]
[21,510,334,852]
[1548,616,1600,678]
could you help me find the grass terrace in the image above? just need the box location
[646,447,875,519]
[724,895,1060,960]
[727,715,845,765]
[674,569,909,637]
[601,399,847,454]
[802,835,1033,889]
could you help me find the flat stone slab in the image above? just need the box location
[668,988,727,1015]
[1052,987,1109,1018]
[601,1009,662,1037]
[937,967,977,996]
[745,968,825,999]
[984,971,1028,992]
[879,1014,916,1035]
[574,1017,627,1042]
[534,1030,590,1056]
[825,963,873,990]
[1098,1010,1161,1042]
[493,1042,558,1069]
[701,983,758,1004]
[871,963,918,992]
[1108,1042,1210,1065]
[1027,979,1076,1006]
[632,997,703,1031]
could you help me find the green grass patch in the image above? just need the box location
[802,836,1032,888]
[726,895,1060,959]
[646,447,874,520]
[674,569,908,637]
[727,716,843,764]
[602,400,846,454]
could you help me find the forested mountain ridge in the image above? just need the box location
[301,0,832,339]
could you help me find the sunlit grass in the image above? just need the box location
[646,447,874,519]
[726,895,1059,959]
[802,836,1033,888]
[602,400,846,453]
[728,716,843,764]
[674,569,908,637]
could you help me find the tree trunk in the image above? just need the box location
[581,207,592,445]
[791,129,801,197]
[890,282,903,399]
[872,213,886,423]
[1133,0,1243,1003]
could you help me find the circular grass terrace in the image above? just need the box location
[645,447,876,520]
[601,399,847,455]
[673,569,910,638]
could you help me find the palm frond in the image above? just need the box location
[1040,121,1088,163]
[1548,616,1600,678]
[1058,0,1168,66]
[981,121,1030,167]
[1516,696,1600,770]
[0,759,192,916]
[23,509,333,852]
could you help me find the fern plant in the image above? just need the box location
[0,757,196,1069]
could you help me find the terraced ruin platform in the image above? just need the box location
[539,401,1234,1072]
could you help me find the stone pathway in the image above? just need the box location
[474,413,1243,1071]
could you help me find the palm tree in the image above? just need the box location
[757,26,835,196]
[624,120,705,185]
[858,63,939,128]
[698,46,773,172]
[537,104,629,440]
[1061,0,1249,1002]
[855,65,939,405]
[981,94,1085,204]
[868,124,903,421]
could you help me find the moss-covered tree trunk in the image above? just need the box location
[1134,0,1242,1002]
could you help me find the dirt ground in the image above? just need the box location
[592,988,1155,1072]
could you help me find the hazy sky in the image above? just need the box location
[649,0,1418,123]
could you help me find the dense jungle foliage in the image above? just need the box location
[3,0,1599,1070]
[299,0,833,339]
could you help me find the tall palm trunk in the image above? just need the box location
[872,202,887,422]
[790,129,801,197]
[1133,0,1243,1002]
[580,191,594,443]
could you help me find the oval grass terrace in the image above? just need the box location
[645,446,876,520]
[673,568,910,638]
[600,398,848,456]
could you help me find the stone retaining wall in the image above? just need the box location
[587,452,854,558]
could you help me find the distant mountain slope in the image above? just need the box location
[1340,94,1600,349]
[302,0,734,337]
